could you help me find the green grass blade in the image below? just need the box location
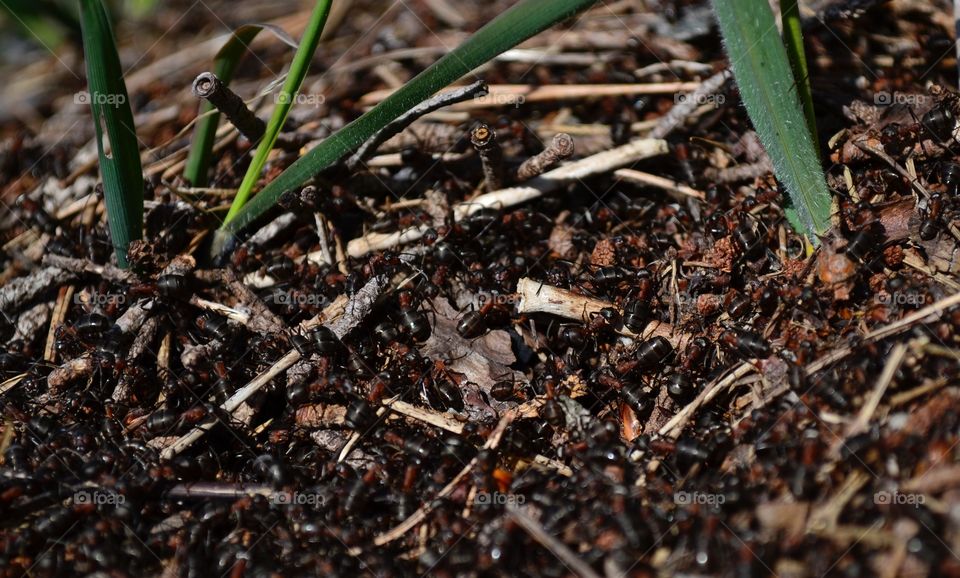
[713,0,831,242]
[78,0,143,268]
[221,0,332,224]
[780,0,817,146]
[213,0,599,255]
[183,23,298,186]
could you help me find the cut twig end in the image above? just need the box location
[192,72,219,99]
[470,123,496,148]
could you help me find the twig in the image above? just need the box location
[189,297,250,325]
[854,141,929,199]
[245,213,297,248]
[506,505,602,578]
[44,285,74,362]
[0,267,75,313]
[755,290,960,412]
[347,80,488,170]
[386,398,465,435]
[634,60,714,78]
[359,82,703,109]
[704,158,773,185]
[371,409,516,547]
[614,168,705,199]
[657,362,756,439]
[902,464,960,494]
[11,302,50,344]
[516,133,575,181]
[890,378,947,407]
[471,123,505,191]
[649,69,731,139]
[160,276,388,460]
[337,403,392,463]
[47,354,94,392]
[192,72,266,142]
[515,277,692,349]
[311,213,334,267]
[165,482,274,500]
[0,374,26,396]
[210,268,285,334]
[42,254,135,283]
[115,300,152,335]
[347,138,668,257]
[844,341,908,439]
[807,470,870,533]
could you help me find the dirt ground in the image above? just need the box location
[3,0,960,576]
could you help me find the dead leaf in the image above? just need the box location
[419,297,523,422]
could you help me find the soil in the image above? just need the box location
[2,0,960,576]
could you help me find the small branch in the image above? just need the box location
[614,168,705,199]
[12,302,51,344]
[245,213,298,248]
[192,72,266,142]
[702,158,773,183]
[471,123,505,191]
[219,269,286,334]
[854,141,929,199]
[347,80,488,169]
[47,354,95,392]
[649,69,731,139]
[165,482,274,500]
[44,285,74,362]
[807,470,870,533]
[516,133,575,181]
[506,505,602,578]
[159,276,388,460]
[0,267,75,313]
[359,82,703,109]
[347,138,669,257]
[515,277,692,350]
[372,409,516,547]
[656,361,755,439]
[386,398,465,435]
[190,297,250,325]
[42,254,134,283]
[840,341,908,444]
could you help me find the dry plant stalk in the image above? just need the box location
[347,137,668,257]
[515,277,692,350]
[516,133,575,181]
[471,122,505,191]
[192,72,266,142]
